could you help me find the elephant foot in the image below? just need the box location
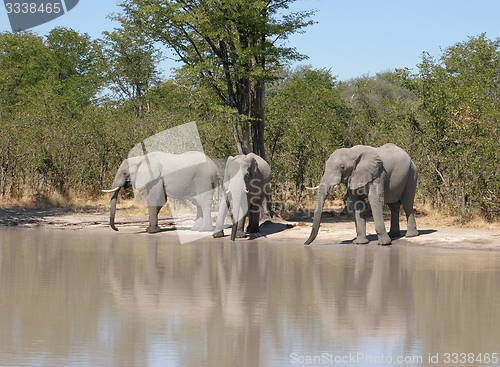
[405,229,419,237]
[353,236,369,244]
[199,225,214,232]
[146,225,161,234]
[212,230,224,238]
[377,234,392,245]
[191,218,203,231]
[388,230,401,238]
[235,230,248,238]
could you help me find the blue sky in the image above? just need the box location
[2,0,500,81]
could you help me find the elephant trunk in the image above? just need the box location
[304,182,331,245]
[104,161,129,232]
[230,221,238,241]
[109,188,120,231]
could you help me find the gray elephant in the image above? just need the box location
[213,153,271,240]
[103,151,218,233]
[304,143,418,245]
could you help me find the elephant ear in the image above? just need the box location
[248,155,258,176]
[349,151,383,190]
[132,155,162,189]
[224,156,236,181]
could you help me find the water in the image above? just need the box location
[1,228,500,366]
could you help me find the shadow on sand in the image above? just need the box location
[257,220,294,236]
[340,229,438,245]
[0,207,75,226]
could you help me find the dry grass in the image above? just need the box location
[414,202,500,230]
[0,189,138,215]
[279,197,500,230]
[0,189,101,210]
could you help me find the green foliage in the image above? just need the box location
[342,71,417,102]
[1,24,500,222]
[0,30,107,198]
[101,21,162,116]
[0,31,53,115]
[397,34,500,218]
[46,27,105,111]
[116,0,316,156]
[266,66,349,206]
[340,72,417,147]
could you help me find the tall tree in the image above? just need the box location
[46,27,105,112]
[101,23,162,117]
[0,32,52,116]
[398,34,500,218]
[115,0,315,158]
[266,66,349,208]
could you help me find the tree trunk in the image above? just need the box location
[241,121,252,154]
[232,113,244,155]
[1,143,9,200]
[235,78,252,154]
[0,166,5,200]
[249,51,266,159]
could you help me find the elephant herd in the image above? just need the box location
[103,143,419,245]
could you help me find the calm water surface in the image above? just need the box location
[1,228,500,366]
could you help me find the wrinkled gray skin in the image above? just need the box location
[305,143,418,245]
[213,153,271,240]
[105,151,218,233]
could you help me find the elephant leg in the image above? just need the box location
[350,195,368,244]
[246,197,261,233]
[402,198,418,237]
[146,206,162,233]
[261,187,272,220]
[235,209,247,238]
[199,193,214,232]
[402,165,418,237]
[388,202,401,238]
[191,201,204,231]
[213,196,231,238]
[247,210,260,233]
[368,190,391,245]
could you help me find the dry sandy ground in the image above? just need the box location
[1,206,499,251]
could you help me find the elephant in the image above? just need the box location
[304,143,418,245]
[102,151,218,233]
[213,153,271,240]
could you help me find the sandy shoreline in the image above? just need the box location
[1,206,499,251]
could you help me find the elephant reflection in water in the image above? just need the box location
[215,242,269,330]
[307,246,417,344]
[108,239,216,321]
[107,237,270,366]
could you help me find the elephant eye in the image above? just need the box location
[340,164,345,171]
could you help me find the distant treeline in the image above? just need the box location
[1,29,499,219]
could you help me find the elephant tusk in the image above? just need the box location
[305,186,319,190]
[102,187,120,193]
[225,189,249,194]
